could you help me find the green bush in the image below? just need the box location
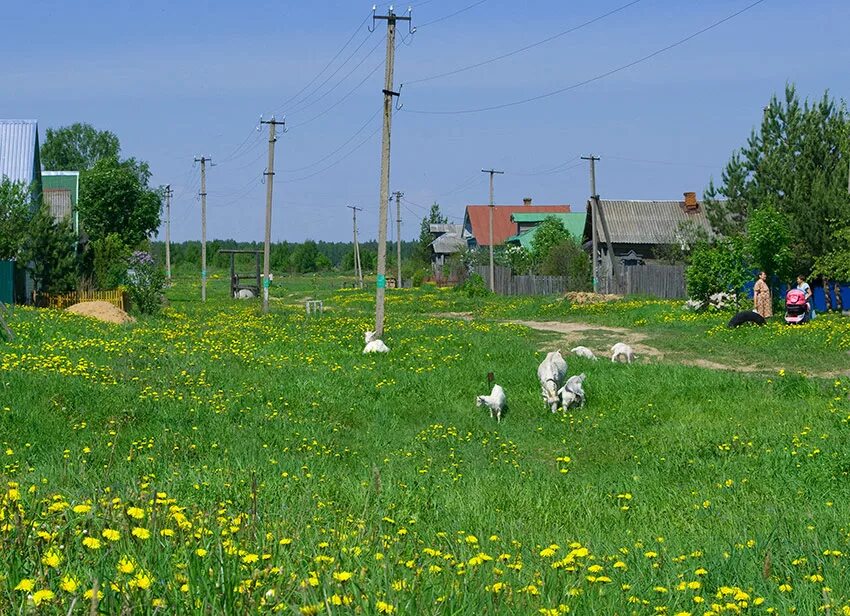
[91,233,130,290]
[126,251,165,315]
[685,239,749,306]
[539,239,592,290]
[454,272,491,298]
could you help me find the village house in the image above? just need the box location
[0,119,41,304]
[583,192,713,265]
[463,198,571,249]
[505,211,587,250]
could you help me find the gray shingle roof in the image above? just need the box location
[0,120,39,185]
[589,199,713,244]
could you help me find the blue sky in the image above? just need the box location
[3,0,848,242]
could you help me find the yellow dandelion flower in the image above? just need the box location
[131,527,151,540]
[102,528,121,541]
[82,537,102,550]
[72,504,92,514]
[126,506,145,519]
[60,576,79,593]
[376,601,395,614]
[333,571,353,582]
[42,549,62,568]
[32,589,55,606]
[14,578,35,592]
[242,553,259,564]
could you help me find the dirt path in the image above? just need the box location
[513,319,766,374]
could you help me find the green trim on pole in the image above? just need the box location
[377,274,387,289]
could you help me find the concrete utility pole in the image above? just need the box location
[260,117,285,314]
[372,6,413,337]
[393,191,403,288]
[481,168,504,292]
[164,185,173,281]
[347,205,364,288]
[194,156,211,301]
[581,155,601,293]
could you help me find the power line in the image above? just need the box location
[283,110,381,173]
[284,32,380,116]
[416,0,488,28]
[511,158,584,177]
[286,122,383,183]
[270,13,373,115]
[604,154,716,169]
[404,0,768,115]
[404,0,643,85]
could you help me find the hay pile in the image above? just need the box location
[564,291,620,305]
[66,301,135,324]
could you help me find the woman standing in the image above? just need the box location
[753,271,772,318]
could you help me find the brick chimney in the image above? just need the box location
[523,197,532,206]
[683,192,698,210]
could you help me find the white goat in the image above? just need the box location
[570,346,597,361]
[557,373,587,410]
[476,384,507,423]
[363,330,390,354]
[537,350,567,413]
[610,342,635,364]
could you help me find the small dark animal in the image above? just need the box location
[727,311,766,328]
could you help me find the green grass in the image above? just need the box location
[1,280,849,614]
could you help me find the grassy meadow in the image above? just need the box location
[2,275,850,614]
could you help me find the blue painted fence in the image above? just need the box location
[742,279,850,312]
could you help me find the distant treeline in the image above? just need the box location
[150,239,418,273]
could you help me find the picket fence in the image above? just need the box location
[44,289,127,311]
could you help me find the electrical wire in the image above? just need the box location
[511,158,584,177]
[404,0,643,85]
[416,0,489,28]
[283,110,381,173]
[286,123,383,183]
[284,33,380,116]
[404,0,768,115]
[604,154,716,169]
[269,12,373,115]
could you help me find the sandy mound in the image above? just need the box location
[564,292,620,305]
[66,301,135,324]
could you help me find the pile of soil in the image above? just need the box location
[564,291,620,305]
[66,301,135,325]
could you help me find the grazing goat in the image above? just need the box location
[537,350,567,413]
[363,331,390,354]
[476,384,507,423]
[610,342,634,363]
[570,346,597,360]
[558,373,587,410]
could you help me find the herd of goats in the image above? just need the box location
[361,330,636,424]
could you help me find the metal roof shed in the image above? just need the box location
[0,119,41,197]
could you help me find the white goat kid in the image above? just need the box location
[537,350,567,413]
[557,373,587,410]
[363,330,390,354]
[570,346,597,360]
[610,342,634,363]
[476,384,507,423]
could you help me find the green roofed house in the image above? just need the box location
[505,212,587,250]
[42,171,80,234]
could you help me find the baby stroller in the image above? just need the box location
[784,288,809,325]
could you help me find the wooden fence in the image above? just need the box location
[43,289,127,311]
[598,261,687,299]
[472,266,575,296]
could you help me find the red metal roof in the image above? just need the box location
[464,205,571,246]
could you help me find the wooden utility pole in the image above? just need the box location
[260,117,285,314]
[581,155,601,292]
[393,191,403,288]
[347,205,364,288]
[194,156,211,301]
[372,6,412,337]
[481,168,504,292]
[164,185,173,281]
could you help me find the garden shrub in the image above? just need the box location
[126,251,165,315]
